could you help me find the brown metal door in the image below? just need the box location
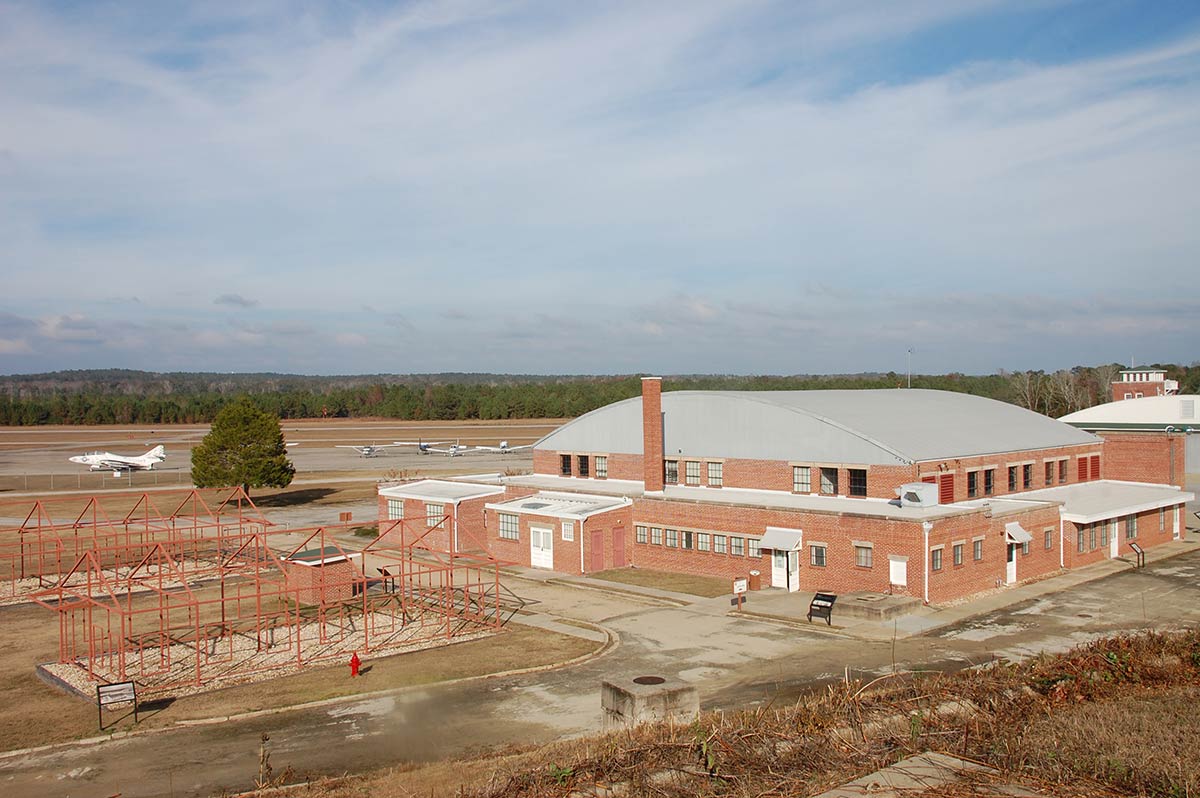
[612,528,625,568]
[590,529,605,572]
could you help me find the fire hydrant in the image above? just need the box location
[349,652,361,678]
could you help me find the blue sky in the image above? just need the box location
[2,0,1199,376]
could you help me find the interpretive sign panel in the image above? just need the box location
[97,681,137,729]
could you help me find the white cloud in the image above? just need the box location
[0,2,1197,374]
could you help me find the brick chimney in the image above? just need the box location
[642,377,663,492]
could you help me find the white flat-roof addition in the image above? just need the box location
[501,474,645,497]
[1018,481,1194,524]
[1061,395,1199,430]
[486,492,631,520]
[378,480,506,504]
[537,389,1099,465]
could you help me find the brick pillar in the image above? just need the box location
[642,377,663,492]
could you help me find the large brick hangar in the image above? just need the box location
[380,378,1193,604]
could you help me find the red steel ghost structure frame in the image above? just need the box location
[1,488,267,602]
[26,493,514,694]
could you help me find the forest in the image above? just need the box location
[0,364,1196,426]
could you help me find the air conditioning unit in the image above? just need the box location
[895,482,939,508]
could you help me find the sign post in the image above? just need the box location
[731,578,748,611]
[97,681,137,731]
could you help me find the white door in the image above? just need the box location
[771,551,787,589]
[530,525,553,569]
[787,550,799,592]
[1005,543,1017,585]
[1173,508,1181,540]
[888,556,907,587]
[1109,519,1119,558]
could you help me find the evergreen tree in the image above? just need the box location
[191,397,295,495]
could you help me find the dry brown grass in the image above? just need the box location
[291,630,1200,798]
[588,567,731,598]
[0,595,597,751]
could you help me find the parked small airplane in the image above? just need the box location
[392,439,452,455]
[69,445,166,476]
[335,443,400,458]
[393,439,470,456]
[473,440,533,454]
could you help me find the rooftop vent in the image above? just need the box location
[895,482,939,508]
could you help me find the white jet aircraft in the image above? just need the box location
[473,440,533,454]
[69,445,166,476]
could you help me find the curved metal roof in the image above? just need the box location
[536,389,1099,465]
[1060,395,1199,430]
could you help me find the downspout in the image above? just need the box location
[922,521,932,604]
[451,501,459,552]
[579,516,586,574]
[1059,512,1065,569]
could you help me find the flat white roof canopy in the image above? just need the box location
[379,479,506,503]
[759,527,804,550]
[486,491,630,520]
[1018,481,1194,524]
[1004,522,1033,544]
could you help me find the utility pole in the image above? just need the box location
[907,348,913,388]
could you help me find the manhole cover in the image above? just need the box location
[633,676,665,685]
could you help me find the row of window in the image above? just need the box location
[930,531,1053,571]
[497,513,577,542]
[634,525,760,556]
[559,454,609,479]
[792,465,867,497]
[961,455,1101,499]
[1075,515,1140,553]
[559,452,1098,497]
[386,499,447,525]
[663,460,724,487]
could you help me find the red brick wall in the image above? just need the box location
[1112,381,1168,402]
[530,451,643,482]
[630,497,955,597]
[533,442,1108,505]
[925,506,1062,603]
[1097,432,1186,489]
[1063,504,1183,568]
[284,558,360,604]
[532,449,559,476]
[642,378,664,492]
[455,495,494,553]
[580,506,633,574]
[914,443,1104,502]
[484,505,632,574]
[628,498,1071,604]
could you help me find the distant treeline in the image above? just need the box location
[0,364,1196,426]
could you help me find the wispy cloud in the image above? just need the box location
[213,293,258,308]
[1,1,1198,374]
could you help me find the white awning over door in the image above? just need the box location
[760,527,803,551]
[1005,522,1033,544]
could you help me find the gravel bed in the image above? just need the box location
[43,608,496,701]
